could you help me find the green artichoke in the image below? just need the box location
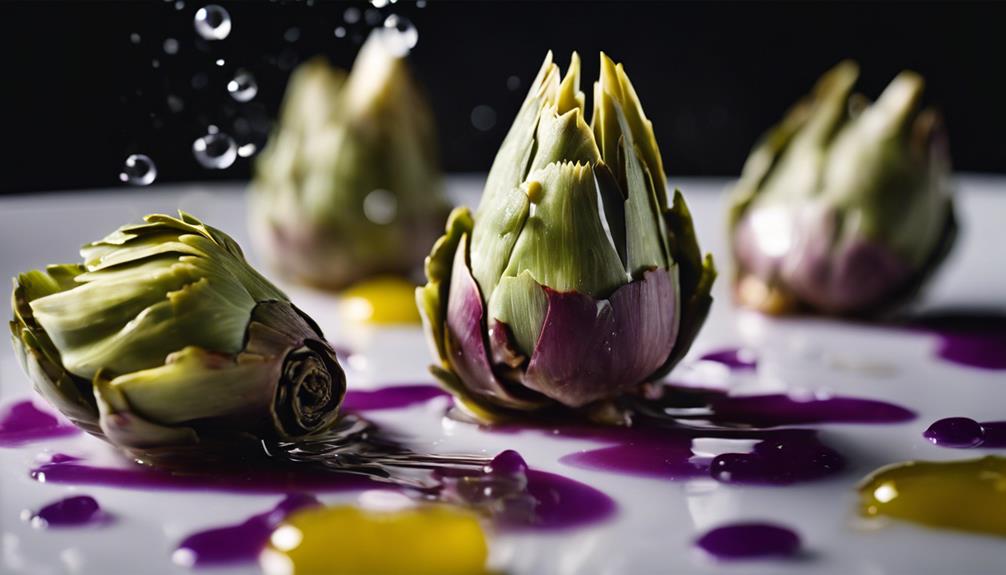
[729,61,956,315]
[10,212,345,454]
[251,30,448,290]
[417,52,716,421]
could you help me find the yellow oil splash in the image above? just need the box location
[261,505,491,575]
[340,276,421,325]
[859,456,1006,537]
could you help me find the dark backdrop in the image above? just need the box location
[1,1,1003,193]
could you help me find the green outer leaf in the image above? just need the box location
[526,105,600,175]
[488,271,548,360]
[416,207,475,366]
[468,185,531,303]
[502,162,626,297]
[93,369,200,450]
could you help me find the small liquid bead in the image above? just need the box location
[194,5,232,41]
[119,154,157,186]
[381,15,418,56]
[26,495,105,528]
[192,132,237,169]
[227,71,258,102]
[859,456,1006,537]
[261,506,490,575]
[695,522,801,560]
[340,276,420,325]
[362,189,397,224]
[923,417,985,448]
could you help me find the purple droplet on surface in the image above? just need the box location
[173,494,319,567]
[341,384,450,413]
[709,393,915,427]
[695,522,801,560]
[510,469,617,531]
[485,449,528,476]
[29,495,107,527]
[710,430,844,485]
[936,332,1006,371]
[924,417,985,448]
[699,347,758,371]
[0,400,79,446]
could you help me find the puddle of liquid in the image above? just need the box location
[695,522,801,560]
[0,400,80,447]
[24,495,109,528]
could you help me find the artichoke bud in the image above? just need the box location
[10,212,345,454]
[252,29,448,290]
[730,61,956,315]
[417,52,716,418]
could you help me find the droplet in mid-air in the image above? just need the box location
[163,38,179,55]
[237,143,257,158]
[334,27,347,38]
[370,0,390,7]
[194,5,232,41]
[227,71,258,102]
[343,7,361,23]
[129,33,142,44]
[363,189,398,224]
[470,105,497,132]
[120,154,157,186]
[192,132,237,170]
[381,15,418,56]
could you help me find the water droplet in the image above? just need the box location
[163,38,179,55]
[194,5,232,41]
[120,154,157,186]
[364,8,382,25]
[381,15,418,56]
[363,189,397,224]
[215,58,226,67]
[370,0,389,7]
[151,59,161,69]
[334,26,347,38]
[416,0,426,7]
[167,95,185,113]
[343,7,361,23]
[284,27,301,43]
[237,143,257,158]
[129,33,141,44]
[227,71,258,102]
[470,105,496,131]
[506,75,520,91]
[192,132,237,169]
[174,0,185,10]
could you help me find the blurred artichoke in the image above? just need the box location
[729,61,956,315]
[417,52,716,420]
[10,212,345,454]
[251,30,448,290]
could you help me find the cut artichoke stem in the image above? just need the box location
[417,51,716,420]
[10,212,347,456]
[729,61,955,316]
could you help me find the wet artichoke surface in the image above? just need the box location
[729,61,957,316]
[251,30,449,290]
[417,52,716,421]
[10,212,346,456]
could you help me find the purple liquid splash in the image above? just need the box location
[909,312,1006,370]
[924,417,1006,448]
[173,494,319,567]
[342,384,450,413]
[27,495,108,528]
[699,347,758,371]
[0,400,80,447]
[695,522,801,560]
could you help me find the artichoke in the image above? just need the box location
[251,30,448,290]
[729,61,956,315]
[9,212,345,454]
[416,52,716,420]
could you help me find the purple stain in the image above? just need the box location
[924,417,1006,448]
[31,458,378,494]
[695,522,801,560]
[47,453,82,464]
[0,400,80,447]
[28,495,108,528]
[342,384,450,412]
[709,431,844,485]
[908,312,1006,370]
[699,347,758,371]
[708,393,916,427]
[515,469,617,531]
[173,494,319,567]
[561,434,706,480]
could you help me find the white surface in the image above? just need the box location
[1,176,1004,575]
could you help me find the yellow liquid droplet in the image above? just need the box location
[858,456,1006,537]
[261,505,491,575]
[340,276,420,325]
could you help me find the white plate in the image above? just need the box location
[1,176,1004,575]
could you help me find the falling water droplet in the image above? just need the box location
[343,7,361,23]
[192,132,237,169]
[370,0,390,7]
[129,33,142,44]
[174,0,185,10]
[120,155,157,186]
[163,38,179,55]
[416,0,426,7]
[227,71,258,102]
[363,189,398,224]
[506,75,521,91]
[237,143,258,158]
[151,59,161,69]
[381,15,418,56]
[334,26,347,38]
[194,5,232,41]
[470,105,496,131]
[284,27,301,43]
[215,58,226,67]
[167,95,185,113]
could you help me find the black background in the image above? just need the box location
[1,1,1003,194]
